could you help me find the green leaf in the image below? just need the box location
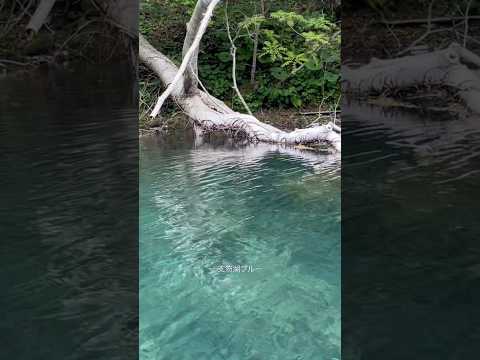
[270,67,289,81]
[291,96,302,108]
[305,58,321,71]
[324,72,340,83]
[217,52,231,62]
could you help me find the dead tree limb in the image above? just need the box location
[139,0,340,151]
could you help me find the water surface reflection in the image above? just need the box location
[140,134,341,360]
[342,101,480,359]
[0,65,138,360]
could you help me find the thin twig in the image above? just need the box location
[301,111,341,115]
[382,15,480,26]
[60,19,98,49]
[225,1,253,116]
[0,59,32,66]
[464,0,473,48]
[333,93,341,125]
[397,0,439,56]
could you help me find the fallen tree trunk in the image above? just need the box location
[342,43,480,113]
[140,0,340,152]
[140,36,340,151]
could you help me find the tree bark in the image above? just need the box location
[182,0,210,93]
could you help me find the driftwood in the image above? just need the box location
[342,43,480,113]
[140,0,341,152]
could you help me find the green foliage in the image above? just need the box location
[174,0,197,6]
[245,10,339,109]
[139,0,172,37]
[202,8,340,110]
[140,0,340,112]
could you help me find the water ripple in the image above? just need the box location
[140,136,341,360]
[1,67,138,360]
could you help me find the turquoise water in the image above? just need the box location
[140,136,341,360]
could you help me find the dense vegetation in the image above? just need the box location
[140,0,341,127]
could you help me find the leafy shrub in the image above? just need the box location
[141,0,340,112]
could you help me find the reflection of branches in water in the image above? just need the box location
[343,100,480,180]
[141,131,340,171]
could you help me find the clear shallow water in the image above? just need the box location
[140,136,341,360]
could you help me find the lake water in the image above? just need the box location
[4,64,478,359]
[342,102,480,358]
[0,65,138,359]
[140,135,341,360]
